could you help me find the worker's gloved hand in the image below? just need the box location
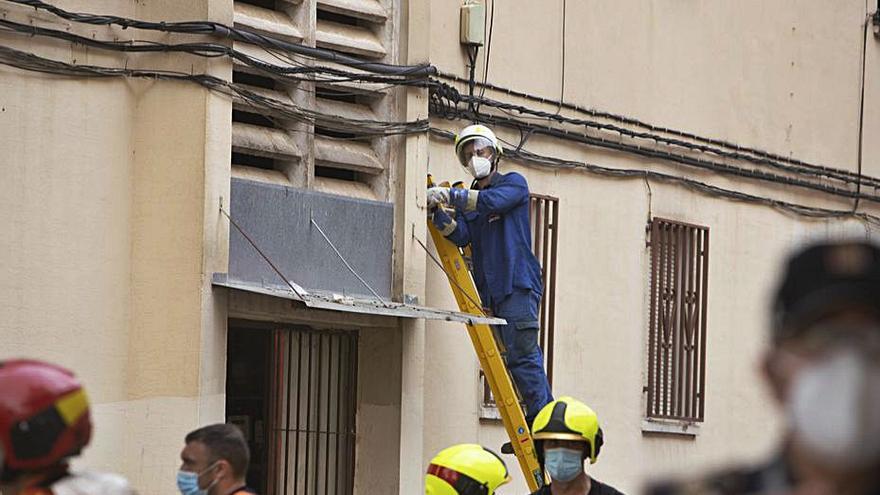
[432,208,458,237]
[427,186,450,209]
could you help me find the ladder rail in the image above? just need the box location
[426,211,546,491]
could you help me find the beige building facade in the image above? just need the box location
[1,1,879,494]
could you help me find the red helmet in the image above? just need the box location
[0,360,92,478]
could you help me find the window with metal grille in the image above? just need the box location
[645,218,709,422]
[479,194,559,420]
[265,327,358,495]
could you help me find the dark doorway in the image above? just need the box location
[226,327,272,493]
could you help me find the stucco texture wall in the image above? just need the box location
[0,1,231,493]
[422,1,880,493]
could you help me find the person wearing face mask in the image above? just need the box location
[0,359,135,495]
[647,240,880,495]
[177,424,254,495]
[428,124,553,443]
[528,397,624,495]
[425,444,511,495]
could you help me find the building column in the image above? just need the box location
[396,0,431,492]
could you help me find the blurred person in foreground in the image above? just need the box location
[425,443,510,495]
[647,240,880,495]
[0,359,134,495]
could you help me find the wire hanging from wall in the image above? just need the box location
[0,45,429,138]
[428,128,880,227]
[1,0,437,77]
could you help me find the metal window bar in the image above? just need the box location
[530,194,559,386]
[481,194,559,413]
[267,328,358,494]
[646,218,709,422]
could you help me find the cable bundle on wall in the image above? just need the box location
[429,127,880,228]
[2,0,436,77]
[2,0,878,228]
[0,45,428,137]
[0,18,430,87]
[428,80,880,206]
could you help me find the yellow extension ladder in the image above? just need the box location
[426,176,546,492]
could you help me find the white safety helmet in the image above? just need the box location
[454,125,503,179]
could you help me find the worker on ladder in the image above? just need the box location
[427,124,554,439]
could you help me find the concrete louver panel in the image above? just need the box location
[315,97,375,122]
[232,85,297,118]
[315,76,389,97]
[316,20,387,59]
[234,2,304,43]
[232,122,301,161]
[317,0,388,23]
[314,136,383,174]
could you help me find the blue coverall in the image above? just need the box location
[432,171,553,424]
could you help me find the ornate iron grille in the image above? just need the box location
[646,218,709,422]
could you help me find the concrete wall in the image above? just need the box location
[0,1,232,493]
[421,1,880,493]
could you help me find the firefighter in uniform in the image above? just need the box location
[0,359,134,495]
[529,397,624,495]
[425,443,510,495]
[647,240,880,495]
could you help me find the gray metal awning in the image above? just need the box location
[212,273,505,325]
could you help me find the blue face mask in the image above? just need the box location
[544,447,584,483]
[177,462,219,495]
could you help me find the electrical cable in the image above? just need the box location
[466,45,478,114]
[474,0,494,113]
[557,0,566,112]
[431,80,880,189]
[11,0,868,195]
[853,10,870,212]
[428,101,880,204]
[5,1,877,228]
[429,127,880,228]
[2,0,437,77]
[0,45,429,137]
[0,18,431,87]
[435,71,875,183]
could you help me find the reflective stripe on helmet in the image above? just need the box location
[56,389,88,427]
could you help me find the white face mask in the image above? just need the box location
[788,347,880,468]
[466,156,493,179]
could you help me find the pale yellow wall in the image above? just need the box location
[0,1,232,493]
[422,1,880,493]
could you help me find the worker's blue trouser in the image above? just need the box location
[491,289,554,427]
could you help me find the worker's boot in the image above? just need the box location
[500,442,514,454]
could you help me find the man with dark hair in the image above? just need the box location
[178,423,254,495]
[648,240,880,495]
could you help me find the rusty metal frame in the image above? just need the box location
[646,218,709,422]
[480,194,559,413]
[530,194,559,385]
